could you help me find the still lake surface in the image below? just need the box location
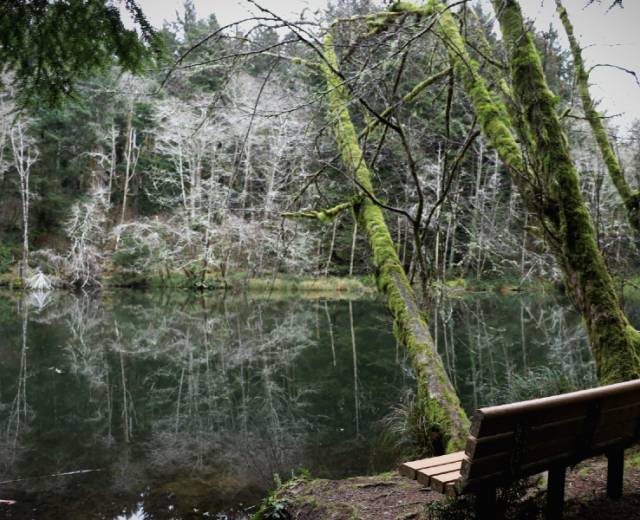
[0,288,604,518]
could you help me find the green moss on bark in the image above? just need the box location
[322,33,469,452]
[381,0,640,383]
[556,0,640,238]
[492,0,640,383]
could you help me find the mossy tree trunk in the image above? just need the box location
[555,0,640,239]
[381,0,640,383]
[489,0,640,383]
[322,32,469,453]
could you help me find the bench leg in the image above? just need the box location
[607,447,624,500]
[475,487,497,520]
[547,466,566,520]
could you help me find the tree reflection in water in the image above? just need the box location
[0,290,403,519]
[430,292,597,410]
[0,289,607,518]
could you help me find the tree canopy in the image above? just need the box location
[0,0,161,105]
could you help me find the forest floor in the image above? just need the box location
[267,450,640,519]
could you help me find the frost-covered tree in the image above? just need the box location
[9,118,38,281]
[65,186,111,286]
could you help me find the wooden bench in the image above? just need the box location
[400,379,640,519]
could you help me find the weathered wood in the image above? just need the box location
[471,380,640,438]
[399,451,464,479]
[547,466,566,520]
[430,470,461,494]
[416,461,463,486]
[401,379,640,516]
[607,447,624,499]
[466,410,640,465]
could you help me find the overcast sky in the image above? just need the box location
[134,0,640,130]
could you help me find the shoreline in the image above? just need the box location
[253,450,640,519]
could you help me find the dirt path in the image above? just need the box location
[277,455,640,519]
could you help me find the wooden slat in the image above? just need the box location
[472,404,589,438]
[444,481,460,497]
[416,461,463,486]
[465,417,584,460]
[464,436,576,481]
[463,401,640,482]
[593,404,640,444]
[399,451,465,479]
[430,470,461,493]
[471,380,640,438]
[400,380,640,499]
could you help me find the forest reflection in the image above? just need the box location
[0,291,404,519]
[0,289,599,518]
[432,292,596,411]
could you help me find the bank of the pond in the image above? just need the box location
[4,263,631,297]
[438,275,558,294]
[0,268,564,296]
[0,269,378,294]
[255,450,640,519]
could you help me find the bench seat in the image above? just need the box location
[400,452,464,495]
[399,379,640,519]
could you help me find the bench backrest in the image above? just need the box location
[458,379,640,493]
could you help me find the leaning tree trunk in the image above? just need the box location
[555,0,640,240]
[489,0,640,383]
[321,32,469,453]
[380,0,640,382]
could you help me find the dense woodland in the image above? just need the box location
[0,0,638,292]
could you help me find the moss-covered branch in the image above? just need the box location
[491,0,640,383]
[555,0,640,239]
[379,0,640,382]
[362,66,452,137]
[282,201,354,223]
[322,32,469,453]
[387,1,540,212]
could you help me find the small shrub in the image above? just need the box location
[111,234,152,286]
[0,244,14,274]
[252,471,312,520]
[493,367,593,405]
[253,494,290,520]
[379,389,443,460]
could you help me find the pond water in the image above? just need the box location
[0,288,603,519]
